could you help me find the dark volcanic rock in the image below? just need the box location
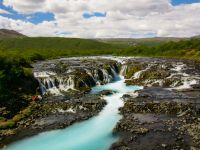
[0,92,106,147]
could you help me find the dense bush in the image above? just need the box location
[0,57,38,118]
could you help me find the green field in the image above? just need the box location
[0,37,199,61]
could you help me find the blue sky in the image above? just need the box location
[83,12,107,19]
[1,0,199,24]
[0,0,55,24]
[172,0,200,5]
[0,0,199,38]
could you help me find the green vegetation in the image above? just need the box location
[0,57,38,120]
[116,39,200,62]
[0,105,33,129]
[0,119,15,129]
[0,37,124,60]
[12,107,32,122]
[0,37,199,61]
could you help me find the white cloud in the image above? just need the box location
[0,8,11,14]
[1,0,200,38]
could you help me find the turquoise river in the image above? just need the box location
[6,75,141,150]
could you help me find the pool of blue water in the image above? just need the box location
[6,76,141,150]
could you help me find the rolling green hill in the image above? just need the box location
[0,37,126,60]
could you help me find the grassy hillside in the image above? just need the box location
[0,37,125,60]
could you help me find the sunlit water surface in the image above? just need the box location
[6,76,141,150]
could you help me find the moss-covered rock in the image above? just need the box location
[73,70,96,92]
[139,69,170,80]
[120,101,195,115]
[125,79,144,86]
[162,78,183,87]
[126,65,142,79]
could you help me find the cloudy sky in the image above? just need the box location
[0,0,200,38]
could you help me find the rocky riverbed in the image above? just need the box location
[111,57,200,150]
[1,56,200,149]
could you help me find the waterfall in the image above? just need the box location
[37,79,47,95]
[35,72,76,95]
[85,69,96,83]
[59,76,75,92]
[94,69,100,82]
[111,67,119,81]
[120,65,127,76]
[34,62,120,95]
[101,69,113,83]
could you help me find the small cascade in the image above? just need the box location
[111,68,117,78]
[37,79,47,95]
[171,63,186,72]
[101,69,113,83]
[85,69,96,83]
[120,65,128,76]
[133,64,152,79]
[94,69,100,82]
[175,77,199,89]
[38,78,61,95]
[111,66,119,81]
[58,76,75,92]
[35,72,76,95]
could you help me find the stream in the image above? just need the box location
[6,75,141,150]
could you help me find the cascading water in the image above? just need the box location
[133,64,153,79]
[6,66,142,150]
[36,75,76,95]
[34,64,119,95]
[120,65,128,76]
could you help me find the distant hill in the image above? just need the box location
[0,29,26,39]
[97,37,188,47]
[192,35,200,39]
